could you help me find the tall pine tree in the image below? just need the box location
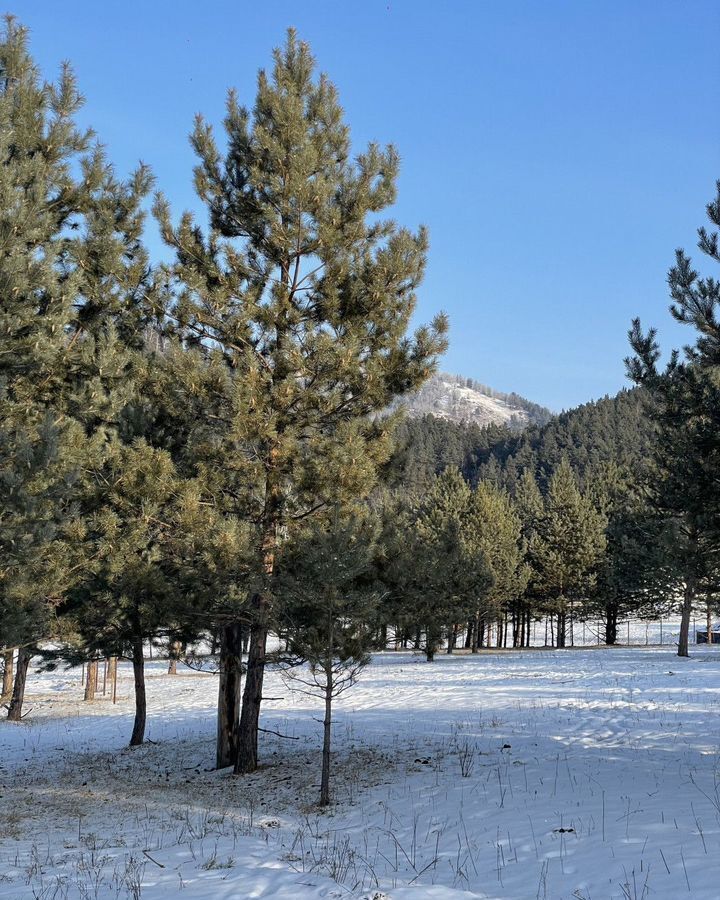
[155,30,447,772]
[530,459,606,647]
[628,181,720,656]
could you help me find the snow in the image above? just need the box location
[2,645,720,899]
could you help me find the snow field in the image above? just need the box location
[1,646,720,899]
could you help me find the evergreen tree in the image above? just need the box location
[586,464,670,644]
[627,181,720,656]
[276,510,380,806]
[155,30,447,772]
[391,470,491,660]
[0,17,95,670]
[466,481,528,650]
[0,18,132,719]
[0,16,165,721]
[530,459,606,647]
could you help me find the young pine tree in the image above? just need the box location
[155,30,447,772]
[276,510,380,806]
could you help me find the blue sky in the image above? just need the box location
[12,0,719,410]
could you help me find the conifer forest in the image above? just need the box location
[2,9,720,899]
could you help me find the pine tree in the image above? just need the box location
[393,470,491,660]
[467,481,528,650]
[586,464,670,644]
[276,510,379,805]
[0,16,167,722]
[155,30,447,772]
[627,181,720,656]
[0,17,103,718]
[530,459,606,647]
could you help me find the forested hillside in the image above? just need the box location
[386,387,654,493]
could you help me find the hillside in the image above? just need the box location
[391,372,553,431]
[386,387,654,493]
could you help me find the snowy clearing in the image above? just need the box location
[2,646,720,899]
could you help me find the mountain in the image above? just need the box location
[391,372,553,431]
[384,387,653,495]
[475,387,654,491]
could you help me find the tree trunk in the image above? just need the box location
[604,602,618,645]
[425,622,440,662]
[471,612,480,654]
[464,619,474,649]
[168,640,183,675]
[235,611,267,774]
[446,623,458,654]
[84,659,98,701]
[129,637,146,746]
[706,600,713,646]
[6,648,30,722]
[236,496,279,776]
[216,621,244,769]
[678,578,695,658]
[2,649,14,700]
[557,605,566,648]
[378,623,388,650]
[320,660,333,807]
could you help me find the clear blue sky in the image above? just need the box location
[12,0,720,410]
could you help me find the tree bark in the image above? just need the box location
[167,640,183,675]
[84,659,98,701]
[235,470,279,775]
[216,621,244,769]
[678,577,695,658]
[471,612,480,654]
[557,606,566,649]
[320,659,333,807]
[378,623,387,650]
[425,623,440,662]
[706,600,713,646]
[2,649,14,700]
[129,637,146,746]
[235,611,267,773]
[604,602,618,645]
[6,648,30,722]
[464,619,474,649]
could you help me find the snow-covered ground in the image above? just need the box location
[2,645,720,899]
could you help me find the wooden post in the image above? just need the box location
[111,657,118,704]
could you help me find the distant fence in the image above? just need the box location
[524,616,714,648]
